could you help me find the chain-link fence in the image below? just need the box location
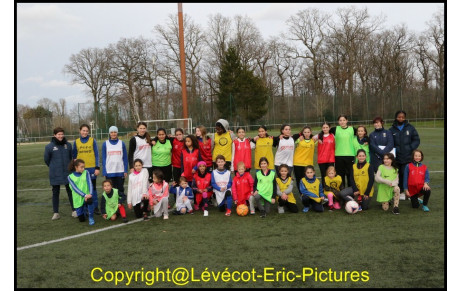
[17,116,444,144]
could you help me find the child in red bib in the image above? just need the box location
[403,149,431,211]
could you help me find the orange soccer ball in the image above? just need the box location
[236,204,249,216]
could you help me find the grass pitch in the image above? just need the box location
[16,126,445,288]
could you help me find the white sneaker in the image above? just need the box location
[163,215,169,220]
[278,206,285,214]
[52,213,60,220]
[203,210,209,217]
[399,194,406,201]
[71,211,78,218]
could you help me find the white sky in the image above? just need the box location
[8,2,454,289]
[16,2,443,109]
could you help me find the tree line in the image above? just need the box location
[18,6,444,131]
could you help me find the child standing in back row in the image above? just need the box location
[181,135,202,185]
[231,127,253,173]
[68,159,95,225]
[353,125,370,163]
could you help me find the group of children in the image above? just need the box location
[63,118,431,225]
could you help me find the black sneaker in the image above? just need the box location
[143,214,150,221]
[93,207,101,215]
[122,218,129,223]
[392,206,400,215]
[260,211,266,218]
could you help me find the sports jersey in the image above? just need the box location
[151,139,172,167]
[213,131,232,162]
[317,134,335,164]
[293,138,315,167]
[334,126,355,156]
[232,138,252,171]
[274,137,295,167]
[254,137,274,170]
[376,165,398,202]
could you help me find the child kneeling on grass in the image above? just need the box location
[101,179,128,223]
[211,155,233,216]
[375,153,400,214]
[192,161,213,217]
[127,159,150,220]
[170,177,194,215]
[68,159,95,225]
[404,149,431,212]
[232,161,255,214]
[148,169,170,220]
[323,166,343,211]
[276,164,298,214]
[299,165,325,213]
[253,157,276,218]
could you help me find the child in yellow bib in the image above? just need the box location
[339,149,375,211]
[276,164,298,213]
[323,166,344,211]
[299,165,325,212]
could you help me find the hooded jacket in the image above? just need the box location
[44,137,73,185]
[369,127,394,171]
[216,119,229,132]
[389,120,420,164]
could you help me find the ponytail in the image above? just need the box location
[68,159,85,172]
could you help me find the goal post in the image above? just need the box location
[141,118,193,136]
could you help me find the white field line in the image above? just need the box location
[17,217,146,251]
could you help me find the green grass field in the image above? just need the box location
[16,127,445,288]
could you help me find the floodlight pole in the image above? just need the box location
[178,3,189,129]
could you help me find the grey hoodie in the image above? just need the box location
[216,119,230,132]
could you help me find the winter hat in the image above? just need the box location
[109,126,118,133]
[197,161,207,167]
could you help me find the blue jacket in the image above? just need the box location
[44,137,73,185]
[369,127,394,171]
[169,185,194,200]
[299,175,325,199]
[389,120,420,164]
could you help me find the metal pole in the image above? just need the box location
[178,3,188,129]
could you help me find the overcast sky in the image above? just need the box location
[16,2,443,110]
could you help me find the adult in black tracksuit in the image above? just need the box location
[389,110,420,198]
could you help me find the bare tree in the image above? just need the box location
[286,8,329,120]
[327,6,384,118]
[424,7,444,117]
[64,47,112,128]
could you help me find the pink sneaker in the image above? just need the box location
[193,204,199,211]
[333,202,341,209]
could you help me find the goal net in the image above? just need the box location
[142,118,193,136]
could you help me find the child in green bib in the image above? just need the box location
[101,179,128,223]
[375,153,400,214]
[67,159,95,225]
